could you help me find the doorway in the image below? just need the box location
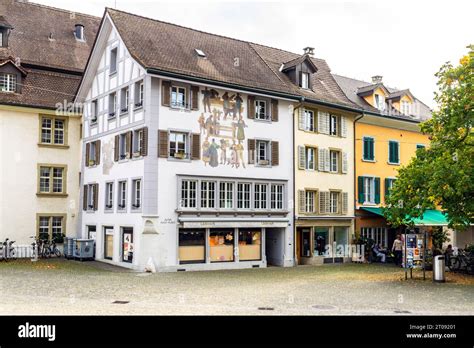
[265,228,285,266]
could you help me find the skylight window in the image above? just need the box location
[195,49,206,58]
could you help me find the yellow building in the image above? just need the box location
[334,74,431,248]
[0,2,99,245]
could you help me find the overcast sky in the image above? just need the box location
[35,0,473,108]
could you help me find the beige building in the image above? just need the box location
[294,103,358,265]
[0,1,99,244]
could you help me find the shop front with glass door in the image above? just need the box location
[104,226,114,260]
[178,226,264,267]
[296,221,353,265]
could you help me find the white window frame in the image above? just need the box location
[305,147,316,170]
[133,128,144,155]
[200,181,216,209]
[363,177,375,204]
[304,109,314,131]
[330,150,339,173]
[374,94,386,111]
[87,184,95,211]
[270,184,284,210]
[171,86,187,108]
[0,73,16,93]
[329,115,338,136]
[131,179,142,210]
[119,133,128,160]
[108,92,117,118]
[105,182,114,210]
[254,183,268,210]
[237,182,251,209]
[329,191,340,214]
[110,47,118,74]
[181,180,197,209]
[118,180,127,211]
[301,72,309,89]
[120,87,129,114]
[305,190,316,213]
[255,99,268,120]
[256,140,270,166]
[169,131,189,159]
[219,182,234,209]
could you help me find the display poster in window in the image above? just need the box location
[123,231,134,263]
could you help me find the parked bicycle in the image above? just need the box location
[448,249,474,274]
[0,238,16,261]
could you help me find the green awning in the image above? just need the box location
[360,207,449,226]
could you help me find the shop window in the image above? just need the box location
[314,227,329,256]
[104,227,114,260]
[334,227,348,256]
[360,227,388,248]
[238,229,261,261]
[209,229,234,262]
[122,228,134,263]
[179,229,205,264]
[301,228,311,257]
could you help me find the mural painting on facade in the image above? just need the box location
[199,88,247,169]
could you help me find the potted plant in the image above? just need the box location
[88,159,95,166]
[174,152,186,159]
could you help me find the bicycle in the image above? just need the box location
[449,249,474,274]
[47,238,62,257]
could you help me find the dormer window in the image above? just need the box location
[401,100,411,115]
[0,17,13,48]
[301,72,310,89]
[0,73,16,93]
[374,94,385,111]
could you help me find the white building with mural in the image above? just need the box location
[76,8,362,271]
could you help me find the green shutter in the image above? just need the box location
[358,176,365,204]
[389,141,399,163]
[395,142,399,163]
[374,177,381,204]
[385,178,390,200]
[370,138,374,160]
[363,138,368,160]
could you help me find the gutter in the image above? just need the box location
[146,68,362,114]
[292,97,305,265]
[353,112,364,227]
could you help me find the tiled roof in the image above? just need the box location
[0,1,100,109]
[106,8,357,109]
[0,67,81,109]
[333,74,432,121]
[0,1,100,72]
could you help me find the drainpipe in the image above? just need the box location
[292,97,305,266]
[353,112,365,239]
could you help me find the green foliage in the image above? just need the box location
[431,227,450,250]
[384,45,474,230]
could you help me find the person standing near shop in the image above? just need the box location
[392,235,403,266]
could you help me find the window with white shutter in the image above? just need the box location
[340,116,347,137]
[298,190,305,213]
[298,146,305,170]
[342,152,348,174]
[319,191,328,214]
[318,111,330,135]
[298,108,306,130]
[342,192,348,214]
[324,149,331,172]
[318,148,325,171]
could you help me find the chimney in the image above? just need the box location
[74,24,84,41]
[303,47,315,56]
[372,75,383,84]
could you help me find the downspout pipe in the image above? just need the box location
[353,112,365,239]
[292,97,305,265]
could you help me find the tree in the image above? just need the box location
[384,45,474,231]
